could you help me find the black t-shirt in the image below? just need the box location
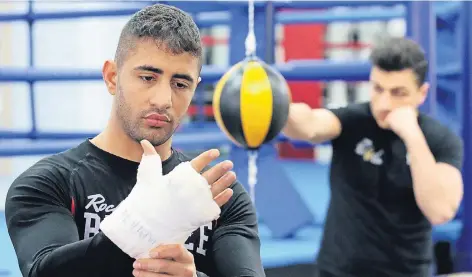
[316,102,463,277]
[5,140,264,277]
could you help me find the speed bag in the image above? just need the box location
[212,57,292,150]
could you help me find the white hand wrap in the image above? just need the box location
[100,153,221,259]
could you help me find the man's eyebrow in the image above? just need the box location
[133,65,194,83]
[134,65,163,74]
[390,86,409,93]
[173,73,194,83]
[391,85,408,90]
[372,82,408,92]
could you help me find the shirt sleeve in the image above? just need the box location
[431,129,464,170]
[208,181,265,277]
[5,167,134,277]
[328,102,370,142]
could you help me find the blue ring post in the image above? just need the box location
[27,0,38,138]
[406,1,437,116]
[455,1,472,272]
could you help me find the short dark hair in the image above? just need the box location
[114,4,202,69]
[369,37,428,86]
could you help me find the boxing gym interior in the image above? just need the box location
[0,1,471,276]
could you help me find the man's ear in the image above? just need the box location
[102,60,118,96]
[418,82,430,105]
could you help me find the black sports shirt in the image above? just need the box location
[5,140,265,277]
[316,102,463,277]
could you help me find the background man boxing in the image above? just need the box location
[5,4,264,277]
[283,37,464,277]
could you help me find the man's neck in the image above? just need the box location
[91,123,172,163]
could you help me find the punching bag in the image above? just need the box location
[211,0,292,206]
[212,57,292,150]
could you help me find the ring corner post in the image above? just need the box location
[455,1,472,272]
[27,0,37,139]
[406,1,437,116]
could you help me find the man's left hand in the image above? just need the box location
[133,244,196,277]
[385,106,422,140]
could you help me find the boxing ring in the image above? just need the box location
[0,1,471,276]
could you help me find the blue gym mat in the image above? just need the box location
[0,161,462,277]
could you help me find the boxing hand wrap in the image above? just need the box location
[100,153,221,259]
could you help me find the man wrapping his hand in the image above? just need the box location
[5,3,264,277]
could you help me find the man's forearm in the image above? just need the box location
[404,131,458,224]
[33,233,132,277]
[283,116,315,141]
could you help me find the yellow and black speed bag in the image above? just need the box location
[212,57,292,150]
